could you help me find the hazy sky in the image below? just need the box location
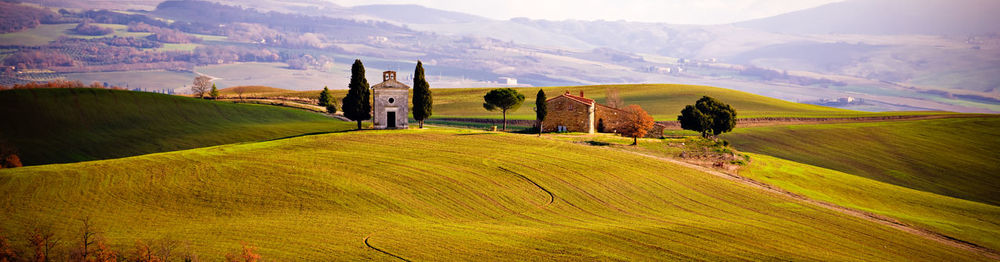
[330,0,846,24]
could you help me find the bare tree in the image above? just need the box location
[234,86,246,102]
[28,226,61,262]
[190,75,212,98]
[605,88,624,109]
[154,238,180,261]
[77,217,97,261]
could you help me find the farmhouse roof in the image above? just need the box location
[548,91,594,105]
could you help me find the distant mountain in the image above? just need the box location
[735,0,1000,35]
[351,4,490,24]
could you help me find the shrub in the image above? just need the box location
[74,21,113,36]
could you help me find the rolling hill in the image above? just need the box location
[723,117,1000,205]
[217,85,295,95]
[254,84,951,120]
[542,130,1000,252]
[0,88,352,166]
[0,128,988,261]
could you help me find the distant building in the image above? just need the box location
[372,71,409,129]
[503,77,517,86]
[541,91,665,138]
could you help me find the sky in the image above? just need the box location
[330,0,846,24]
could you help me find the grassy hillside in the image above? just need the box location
[723,117,1000,205]
[218,85,295,95]
[258,84,950,120]
[540,131,1000,252]
[742,153,1000,252]
[0,88,352,166]
[0,129,986,261]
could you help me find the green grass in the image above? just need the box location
[155,43,200,51]
[0,88,352,165]
[72,23,152,40]
[723,117,1000,205]
[0,24,76,46]
[0,129,986,261]
[741,153,1000,252]
[546,131,1000,252]
[261,84,952,120]
[218,85,295,95]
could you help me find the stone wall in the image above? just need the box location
[540,96,593,133]
[594,104,629,133]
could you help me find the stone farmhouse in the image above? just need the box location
[541,91,666,137]
[372,71,409,129]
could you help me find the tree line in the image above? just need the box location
[0,217,263,262]
[0,2,59,34]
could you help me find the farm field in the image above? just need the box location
[61,70,195,91]
[0,128,988,261]
[0,24,77,46]
[741,153,1000,252]
[540,126,1000,252]
[0,88,352,165]
[249,84,954,120]
[195,63,348,90]
[723,117,1000,206]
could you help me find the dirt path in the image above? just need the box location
[615,149,1000,260]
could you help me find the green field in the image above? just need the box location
[0,24,76,46]
[541,128,1000,252]
[218,85,296,95]
[723,117,1000,206]
[0,129,986,261]
[256,84,951,120]
[742,153,1000,251]
[0,88,351,165]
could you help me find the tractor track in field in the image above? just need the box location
[616,149,1000,260]
[500,166,555,205]
[364,234,411,262]
[362,166,555,261]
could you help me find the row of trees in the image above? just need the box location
[0,2,59,34]
[0,80,124,91]
[0,218,262,262]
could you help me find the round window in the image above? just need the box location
[388,97,395,104]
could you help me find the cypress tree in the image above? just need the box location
[411,61,432,128]
[318,86,332,107]
[208,83,219,99]
[535,89,547,135]
[342,59,371,130]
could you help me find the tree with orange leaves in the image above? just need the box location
[225,242,260,262]
[91,239,117,262]
[618,105,655,145]
[0,231,17,262]
[28,226,60,262]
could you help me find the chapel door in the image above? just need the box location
[387,112,396,128]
